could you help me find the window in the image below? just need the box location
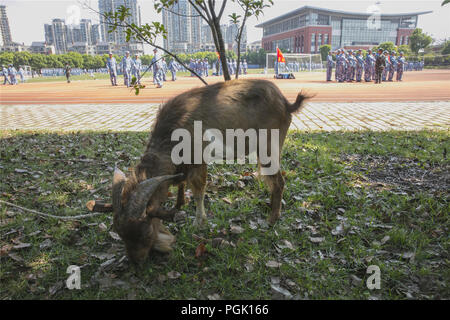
[400,16,417,29]
[340,18,398,47]
[299,15,307,27]
[317,14,330,25]
[324,34,329,44]
[311,33,316,52]
[310,13,318,25]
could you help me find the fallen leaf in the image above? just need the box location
[13,242,32,250]
[278,240,294,250]
[100,258,116,269]
[109,231,121,241]
[271,284,292,300]
[381,235,390,245]
[350,274,362,286]
[222,197,232,205]
[1,244,13,256]
[332,224,344,236]
[270,277,280,284]
[8,252,25,263]
[230,225,244,234]
[98,223,108,232]
[309,237,325,243]
[266,260,282,268]
[212,238,230,248]
[402,252,415,259]
[91,252,115,260]
[49,281,64,296]
[167,271,181,279]
[195,243,207,259]
[249,220,258,230]
[285,279,296,288]
[39,239,52,249]
[244,263,254,272]
[207,293,221,300]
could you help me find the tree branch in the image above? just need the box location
[84,2,208,86]
[163,7,202,18]
[218,0,228,20]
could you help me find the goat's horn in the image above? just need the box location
[127,173,184,215]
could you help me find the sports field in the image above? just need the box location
[1,69,449,104]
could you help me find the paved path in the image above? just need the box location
[1,101,449,132]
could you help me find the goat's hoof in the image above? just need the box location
[268,217,280,226]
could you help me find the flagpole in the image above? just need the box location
[276,46,279,76]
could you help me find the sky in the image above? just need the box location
[2,0,450,54]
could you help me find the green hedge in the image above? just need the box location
[0,49,269,71]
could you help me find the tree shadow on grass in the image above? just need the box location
[0,130,448,299]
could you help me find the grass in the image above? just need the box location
[22,68,324,83]
[25,73,112,83]
[0,129,448,300]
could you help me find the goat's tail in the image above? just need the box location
[286,91,313,114]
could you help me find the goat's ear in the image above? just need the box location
[112,167,127,214]
[113,167,126,185]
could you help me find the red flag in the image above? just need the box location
[277,48,286,63]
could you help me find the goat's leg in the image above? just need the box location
[153,219,175,253]
[259,163,285,225]
[175,182,186,209]
[188,165,207,226]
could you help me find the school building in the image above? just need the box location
[256,6,432,53]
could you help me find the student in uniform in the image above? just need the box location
[2,65,11,85]
[388,51,397,82]
[121,51,132,87]
[151,48,164,88]
[168,59,178,81]
[396,52,406,81]
[131,53,142,85]
[355,49,365,82]
[375,49,386,84]
[106,53,118,86]
[64,63,71,83]
[326,51,334,81]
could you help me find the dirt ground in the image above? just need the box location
[0,69,449,104]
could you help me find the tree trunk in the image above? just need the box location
[235,8,249,80]
[213,18,231,81]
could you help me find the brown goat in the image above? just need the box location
[111,79,308,264]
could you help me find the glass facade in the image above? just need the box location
[273,38,293,51]
[263,12,329,36]
[331,17,341,49]
[400,16,417,28]
[339,18,398,47]
[260,8,425,52]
